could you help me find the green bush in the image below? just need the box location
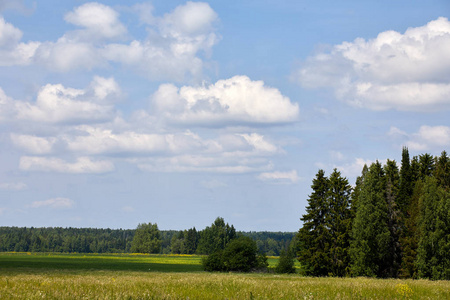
[275,249,296,274]
[203,236,266,272]
[202,250,225,272]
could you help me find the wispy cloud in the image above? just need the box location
[30,197,74,209]
[258,170,300,184]
[0,182,27,191]
[19,156,114,174]
[389,125,450,151]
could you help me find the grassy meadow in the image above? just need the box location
[1,253,449,299]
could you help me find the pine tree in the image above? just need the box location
[350,161,392,277]
[398,147,413,216]
[384,159,401,277]
[419,153,435,179]
[297,169,331,276]
[435,151,450,189]
[399,180,422,278]
[327,169,352,276]
[416,177,450,279]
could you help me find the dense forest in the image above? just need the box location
[0,218,294,256]
[296,148,450,280]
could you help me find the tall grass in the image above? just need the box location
[1,271,449,299]
[0,253,448,299]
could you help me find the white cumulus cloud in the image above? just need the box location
[11,77,119,124]
[64,2,127,41]
[151,75,299,125]
[295,17,450,111]
[0,2,219,80]
[11,134,57,154]
[31,197,74,209]
[0,16,39,66]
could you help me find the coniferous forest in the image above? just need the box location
[297,148,450,280]
[0,219,293,257]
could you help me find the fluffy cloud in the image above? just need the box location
[295,17,450,111]
[30,197,74,209]
[0,2,219,79]
[151,76,299,125]
[389,125,450,151]
[0,17,39,66]
[4,74,289,175]
[19,156,114,173]
[257,170,300,184]
[64,2,127,41]
[34,40,104,72]
[7,76,119,124]
[11,134,57,154]
[103,2,218,80]
[63,127,221,155]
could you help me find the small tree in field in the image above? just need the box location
[131,222,161,254]
[203,236,266,272]
[275,249,296,274]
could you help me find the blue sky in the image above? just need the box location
[0,0,449,231]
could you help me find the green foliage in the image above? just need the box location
[223,236,258,272]
[131,223,161,254]
[297,169,352,276]
[0,227,134,253]
[416,177,450,280]
[184,227,199,254]
[435,151,450,188]
[243,231,295,256]
[196,217,236,255]
[399,180,422,278]
[327,169,352,277]
[350,161,393,277]
[275,249,296,274]
[297,169,331,276]
[202,250,225,272]
[256,251,269,271]
[203,236,261,272]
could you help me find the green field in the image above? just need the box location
[1,253,449,299]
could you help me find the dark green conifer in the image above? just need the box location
[350,161,392,277]
[297,169,331,276]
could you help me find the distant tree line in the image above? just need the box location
[0,218,294,256]
[296,148,450,280]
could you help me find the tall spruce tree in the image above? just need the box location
[419,153,435,179]
[384,159,401,277]
[297,169,331,276]
[416,177,450,280]
[350,161,392,277]
[399,179,423,278]
[435,151,450,189]
[398,147,413,216]
[327,169,352,276]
